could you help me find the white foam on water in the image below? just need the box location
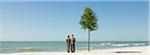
[111,44,130,47]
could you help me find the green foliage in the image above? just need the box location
[80,7,98,31]
[79,7,99,51]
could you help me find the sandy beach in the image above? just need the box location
[0,46,149,55]
[1,1,149,55]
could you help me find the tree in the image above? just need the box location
[79,7,98,51]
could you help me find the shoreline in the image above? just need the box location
[0,46,149,55]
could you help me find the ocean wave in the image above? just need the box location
[78,42,147,47]
[0,47,45,53]
[17,47,45,51]
[130,43,146,46]
[111,44,130,47]
[98,42,147,47]
[99,42,111,46]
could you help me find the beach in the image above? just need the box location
[0,46,149,55]
[1,1,149,55]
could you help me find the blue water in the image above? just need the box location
[0,41,149,53]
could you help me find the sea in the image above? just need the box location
[0,41,149,53]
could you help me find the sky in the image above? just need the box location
[0,1,148,41]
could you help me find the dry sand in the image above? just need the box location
[0,46,149,55]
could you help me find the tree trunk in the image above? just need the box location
[88,29,90,51]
